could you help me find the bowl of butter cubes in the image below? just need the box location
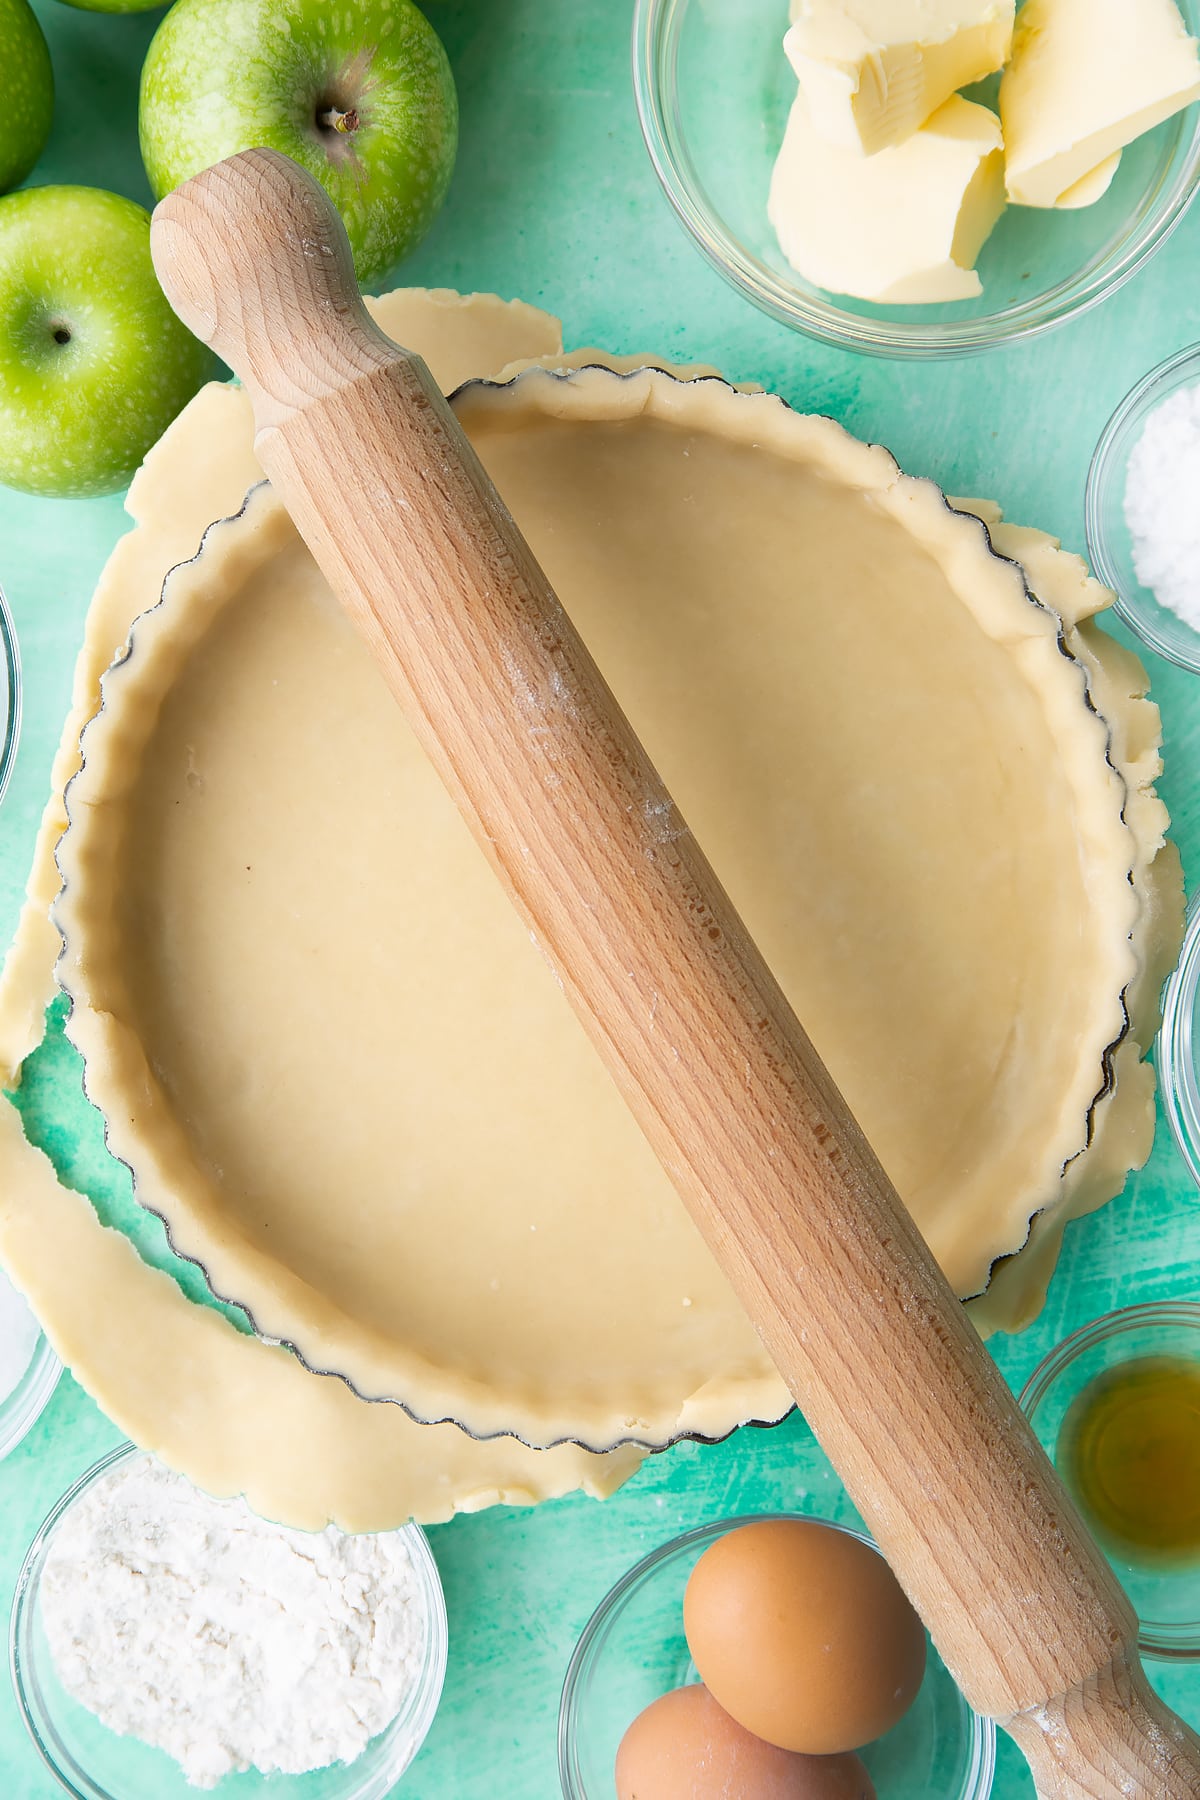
[633,0,1200,357]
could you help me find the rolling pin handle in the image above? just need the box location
[150,147,400,431]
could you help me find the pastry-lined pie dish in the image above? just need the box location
[52,357,1180,1453]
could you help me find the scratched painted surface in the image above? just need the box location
[0,2,1198,1795]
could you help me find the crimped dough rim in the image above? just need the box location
[53,361,1178,1452]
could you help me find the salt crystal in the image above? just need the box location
[1124,381,1200,631]
[0,1266,41,1402]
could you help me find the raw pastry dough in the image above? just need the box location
[0,1102,644,1530]
[54,363,1180,1449]
[0,293,646,1525]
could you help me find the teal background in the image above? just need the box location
[1,2,1199,1794]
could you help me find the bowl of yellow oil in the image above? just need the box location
[1020,1303,1200,1660]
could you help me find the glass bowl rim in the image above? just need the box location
[1084,340,1200,674]
[9,1441,449,1800]
[0,1328,61,1465]
[557,1508,997,1799]
[631,0,1200,360]
[1017,1299,1200,1416]
[0,581,22,810]
[1160,888,1200,1191]
[1018,1299,1200,1660]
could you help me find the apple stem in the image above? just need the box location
[317,106,359,136]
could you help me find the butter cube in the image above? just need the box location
[1056,152,1122,209]
[784,0,1015,156]
[768,92,1006,303]
[1001,0,1200,207]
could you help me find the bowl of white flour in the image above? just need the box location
[1087,342,1200,675]
[9,1444,448,1798]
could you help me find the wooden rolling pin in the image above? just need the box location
[150,149,1200,1798]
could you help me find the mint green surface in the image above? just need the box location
[0,4,1198,1796]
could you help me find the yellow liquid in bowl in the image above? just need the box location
[1060,1356,1200,1565]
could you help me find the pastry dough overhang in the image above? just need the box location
[53,363,1180,1452]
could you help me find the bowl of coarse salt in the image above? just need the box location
[1087,342,1200,674]
[10,1444,448,1800]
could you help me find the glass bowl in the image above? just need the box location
[1020,1303,1200,1661]
[632,0,1200,358]
[0,580,21,807]
[1085,342,1200,673]
[559,1512,996,1798]
[0,1280,60,1464]
[10,1444,448,1800]
[1162,889,1200,1190]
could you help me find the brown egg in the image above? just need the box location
[683,1519,926,1755]
[615,1683,877,1800]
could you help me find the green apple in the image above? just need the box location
[0,186,213,498]
[139,0,457,288]
[0,0,53,194]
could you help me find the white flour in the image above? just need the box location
[1125,381,1200,630]
[40,1456,427,1788]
